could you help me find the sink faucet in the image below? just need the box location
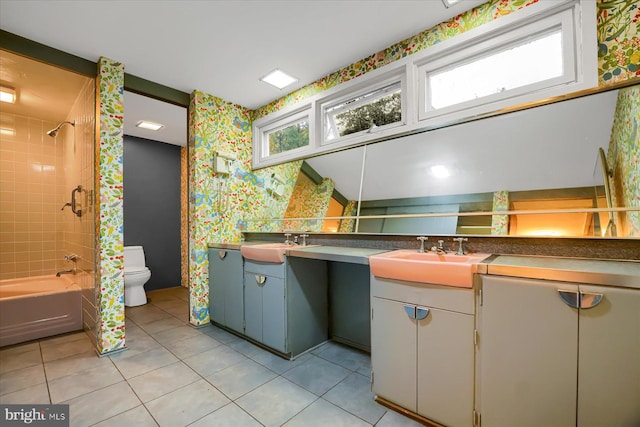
[453,237,468,255]
[417,236,428,253]
[299,234,309,246]
[430,240,447,255]
[284,233,298,246]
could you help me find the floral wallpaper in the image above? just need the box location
[338,200,358,233]
[188,91,301,325]
[283,172,335,232]
[95,57,125,354]
[597,0,640,85]
[608,85,640,237]
[491,190,510,235]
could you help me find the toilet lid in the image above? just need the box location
[124,267,150,275]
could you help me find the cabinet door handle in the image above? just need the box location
[415,307,430,320]
[218,250,227,260]
[579,292,603,309]
[403,305,416,319]
[558,290,579,308]
[255,275,266,285]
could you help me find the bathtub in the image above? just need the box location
[0,275,82,347]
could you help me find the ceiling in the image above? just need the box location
[0,0,486,145]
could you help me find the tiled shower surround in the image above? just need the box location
[0,116,66,279]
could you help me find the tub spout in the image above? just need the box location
[56,269,74,277]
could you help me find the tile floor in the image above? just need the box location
[0,286,422,427]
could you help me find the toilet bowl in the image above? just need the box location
[124,246,151,307]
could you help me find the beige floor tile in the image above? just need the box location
[65,381,141,427]
[127,361,200,403]
[145,379,229,427]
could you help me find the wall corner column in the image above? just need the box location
[95,56,126,354]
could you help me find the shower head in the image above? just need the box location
[46,121,75,137]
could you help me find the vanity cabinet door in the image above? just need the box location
[208,249,244,333]
[371,296,417,412]
[244,272,264,343]
[578,285,640,427]
[243,271,286,353]
[261,275,286,353]
[417,307,474,427]
[478,276,578,427]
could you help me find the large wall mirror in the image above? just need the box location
[253,83,639,239]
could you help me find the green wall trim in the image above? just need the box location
[0,29,96,76]
[124,74,190,107]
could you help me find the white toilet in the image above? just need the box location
[124,246,151,307]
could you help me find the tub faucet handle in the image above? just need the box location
[284,233,292,245]
[65,254,79,263]
[299,234,309,246]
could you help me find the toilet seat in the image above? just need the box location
[125,266,150,276]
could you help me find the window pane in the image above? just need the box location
[267,119,309,155]
[428,30,563,110]
[325,82,402,141]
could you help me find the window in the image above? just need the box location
[427,29,564,110]
[253,107,313,167]
[324,81,402,141]
[266,118,309,155]
[417,1,596,124]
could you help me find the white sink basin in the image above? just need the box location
[369,250,490,288]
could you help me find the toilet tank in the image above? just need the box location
[124,246,147,269]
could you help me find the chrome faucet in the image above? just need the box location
[417,236,428,253]
[453,237,468,255]
[57,253,78,276]
[284,233,298,246]
[299,234,309,246]
[430,239,447,255]
[56,269,74,277]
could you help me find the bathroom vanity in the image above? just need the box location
[476,256,640,427]
[208,241,640,427]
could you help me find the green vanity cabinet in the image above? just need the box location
[243,257,328,359]
[478,275,640,427]
[208,248,244,334]
[371,275,476,427]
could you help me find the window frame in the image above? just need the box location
[253,105,314,168]
[416,3,588,124]
[320,74,406,146]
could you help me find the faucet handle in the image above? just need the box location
[453,238,468,255]
[284,233,292,245]
[417,236,428,253]
[299,234,309,246]
[65,254,79,262]
[437,240,445,251]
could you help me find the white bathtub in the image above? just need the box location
[0,275,82,347]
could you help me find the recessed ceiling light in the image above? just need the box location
[136,120,164,131]
[0,86,16,104]
[441,0,461,8]
[260,69,298,90]
[431,165,450,178]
